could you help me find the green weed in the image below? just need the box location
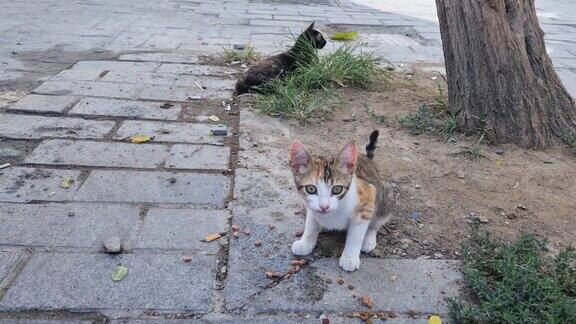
[562,132,576,156]
[448,228,576,323]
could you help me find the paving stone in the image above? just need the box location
[156,63,236,76]
[25,139,168,168]
[0,251,22,284]
[118,52,200,64]
[101,71,236,90]
[34,80,143,99]
[136,208,229,251]
[52,68,105,81]
[0,320,93,324]
[0,167,81,202]
[75,170,230,207]
[243,259,461,315]
[139,83,230,101]
[0,253,216,311]
[166,145,231,170]
[115,120,228,144]
[69,97,181,120]
[0,203,140,248]
[557,68,576,97]
[7,94,78,113]
[0,114,115,139]
[70,60,160,72]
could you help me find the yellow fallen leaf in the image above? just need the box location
[131,135,152,144]
[428,315,442,324]
[111,264,128,282]
[208,115,220,122]
[495,160,503,166]
[203,233,222,242]
[60,177,74,189]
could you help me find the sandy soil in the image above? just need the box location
[249,68,576,260]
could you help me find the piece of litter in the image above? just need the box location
[182,255,192,262]
[187,96,202,101]
[265,271,282,278]
[0,163,10,170]
[389,275,399,282]
[208,115,220,122]
[111,265,128,282]
[202,233,224,242]
[337,278,345,285]
[60,177,74,189]
[159,102,173,109]
[131,135,152,144]
[193,81,205,92]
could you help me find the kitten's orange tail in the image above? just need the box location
[365,130,379,159]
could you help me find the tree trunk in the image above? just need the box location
[435,0,576,148]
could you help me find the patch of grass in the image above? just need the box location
[254,42,385,120]
[440,113,457,140]
[398,103,435,134]
[431,78,448,114]
[448,228,576,323]
[364,107,387,124]
[562,132,576,156]
[461,146,485,160]
[330,31,359,42]
[221,45,261,63]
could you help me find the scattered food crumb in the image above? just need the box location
[268,223,275,230]
[347,284,355,290]
[337,277,345,285]
[202,233,224,242]
[254,239,262,246]
[244,229,251,235]
[389,275,399,282]
[130,134,152,144]
[182,255,192,262]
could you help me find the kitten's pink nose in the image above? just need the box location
[320,204,330,212]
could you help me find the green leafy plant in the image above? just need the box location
[398,103,435,134]
[449,229,576,323]
[254,42,385,120]
[562,132,576,156]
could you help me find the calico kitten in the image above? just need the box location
[235,22,327,95]
[289,131,394,272]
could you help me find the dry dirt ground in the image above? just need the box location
[241,67,576,260]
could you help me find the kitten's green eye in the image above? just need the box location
[331,185,344,195]
[304,185,317,195]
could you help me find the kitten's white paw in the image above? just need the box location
[361,233,377,253]
[339,254,361,272]
[292,239,315,256]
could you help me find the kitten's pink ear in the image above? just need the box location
[289,140,310,175]
[337,141,358,173]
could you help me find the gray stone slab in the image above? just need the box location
[115,120,228,144]
[244,259,461,315]
[0,114,115,140]
[25,139,168,168]
[118,52,200,64]
[0,203,140,248]
[75,170,230,207]
[156,64,236,76]
[101,71,236,90]
[136,208,229,251]
[51,68,104,81]
[0,320,93,324]
[167,145,230,170]
[0,251,22,284]
[7,94,78,113]
[34,80,143,99]
[557,68,576,97]
[0,253,216,311]
[70,97,181,120]
[0,167,81,203]
[70,61,160,72]
[138,82,230,101]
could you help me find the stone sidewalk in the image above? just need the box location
[0,0,574,322]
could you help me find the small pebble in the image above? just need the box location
[103,236,122,254]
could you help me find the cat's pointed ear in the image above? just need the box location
[337,141,358,174]
[306,21,315,31]
[289,140,311,175]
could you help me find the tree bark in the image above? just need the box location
[435,0,576,148]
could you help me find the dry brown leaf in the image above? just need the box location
[60,177,74,189]
[360,295,374,308]
[203,233,222,242]
[131,134,152,144]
